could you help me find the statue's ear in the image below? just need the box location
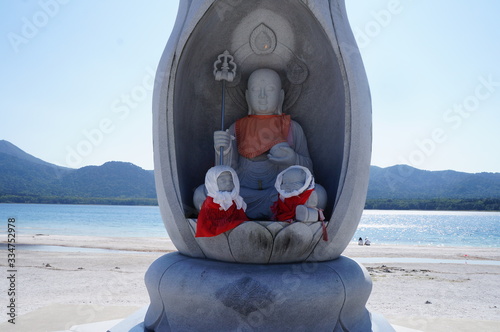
[245,89,253,115]
[277,89,285,114]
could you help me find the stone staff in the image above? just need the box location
[213,50,237,165]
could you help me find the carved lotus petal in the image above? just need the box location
[188,219,235,262]
[228,222,273,263]
[270,222,314,263]
[305,221,324,242]
[259,221,285,237]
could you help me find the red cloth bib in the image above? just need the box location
[235,114,291,158]
[196,197,248,237]
[271,189,314,221]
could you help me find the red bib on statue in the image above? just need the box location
[271,189,314,221]
[235,114,291,159]
[196,197,248,237]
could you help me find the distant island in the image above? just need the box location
[1,140,500,210]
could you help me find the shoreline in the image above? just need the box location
[9,234,177,252]
[1,234,499,328]
[8,233,500,261]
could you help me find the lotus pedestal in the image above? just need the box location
[144,252,394,331]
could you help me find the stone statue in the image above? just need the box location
[271,165,321,222]
[195,165,248,237]
[143,1,397,331]
[212,68,325,219]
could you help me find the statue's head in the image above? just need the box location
[275,165,315,198]
[246,68,285,115]
[204,165,246,212]
[280,168,306,193]
[205,165,240,197]
[216,171,234,192]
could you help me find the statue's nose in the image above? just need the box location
[259,87,266,99]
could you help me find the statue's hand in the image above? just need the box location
[214,130,231,151]
[268,142,296,165]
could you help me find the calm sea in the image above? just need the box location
[1,204,165,238]
[1,204,499,248]
[355,210,500,248]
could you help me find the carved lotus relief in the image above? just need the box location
[187,220,326,264]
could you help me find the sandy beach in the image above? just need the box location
[1,234,499,331]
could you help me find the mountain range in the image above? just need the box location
[1,140,500,208]
[0,140,156,205]
[367,165,500,199]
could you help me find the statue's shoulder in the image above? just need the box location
[290,119,305,131]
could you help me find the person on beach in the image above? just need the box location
[364,237,371,246]
[195,166,248,237]
[358,237,363,245]
[271,165,323,222]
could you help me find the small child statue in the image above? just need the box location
[195,165,248,237]
[271,165,322,222]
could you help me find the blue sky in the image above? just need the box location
[1,1,499,173]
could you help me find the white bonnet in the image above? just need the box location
[275,165,315,199]
[205,165,246,211]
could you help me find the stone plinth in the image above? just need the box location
[145,252,377,331]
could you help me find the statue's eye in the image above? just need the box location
[266,86,275,92]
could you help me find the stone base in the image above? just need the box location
[144,252,393,331]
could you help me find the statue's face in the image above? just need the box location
[247,69,282,115]
[281,169,306,193]
[217,171,234,192]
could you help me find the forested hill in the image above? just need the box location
[368,165,500,198]
[1,140,500,209]
[366,165,500,210]
[0,140,156,205]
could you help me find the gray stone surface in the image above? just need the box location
[144,252,381,332]
[228,222,274,263]
[187,219,326,264]
[109,310,401,332]
[153,0,372,263]
[269,222,314,263]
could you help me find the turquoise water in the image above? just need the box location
[1,204,499,247]
[0,203,165,238]
[355,210,500,248]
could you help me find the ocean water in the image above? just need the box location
[355,210,500,248]
[1,204,499,247]
[1,203,165,238]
